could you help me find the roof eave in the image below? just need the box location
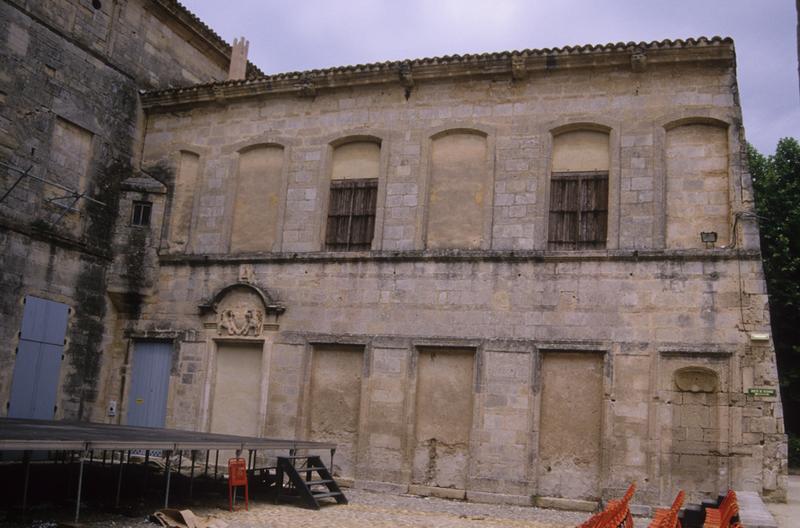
[148,0,265,79]
[141,41,734,111]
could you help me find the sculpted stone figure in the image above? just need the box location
[243,309,263,336]
[217,305,263,336]
[218,309,238,335]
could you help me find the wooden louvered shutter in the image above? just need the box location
[349,179,378,250]
[578,173,608,249]
[548,176,579,250]
[325,178,377,251]
[548,172,608,250]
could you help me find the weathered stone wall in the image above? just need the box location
[119,43,786,504]
[113,253,782,506]
[230,145,285,252]
[116,44,787,507]
[308,345,364,478]
[427,132,490,249]
[412,348,474,491]
[665,123,730,249]
[0,0,230,421]
[537,351,604,501]
[5,0,229,89]
[0,0,138,419]
[140,62,749,255]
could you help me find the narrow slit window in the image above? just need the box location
[131,200,152,226]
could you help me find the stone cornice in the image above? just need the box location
[141,36,734,111]
[157,247,761,266]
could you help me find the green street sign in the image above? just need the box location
[747,388,777,397]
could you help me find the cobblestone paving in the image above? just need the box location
[4,489,591,527]
[194,489,589,528]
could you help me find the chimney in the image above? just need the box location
[228,37,249,81]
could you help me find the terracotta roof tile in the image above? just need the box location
[143,36,733,98]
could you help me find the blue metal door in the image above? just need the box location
[8,296,69,419]
[127,342,172,428]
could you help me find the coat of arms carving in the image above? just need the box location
[218,307,264,336]
[200,283,285,337]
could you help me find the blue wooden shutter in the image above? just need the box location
[8,296,69,419]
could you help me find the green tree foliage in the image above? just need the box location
[749,138,800,444]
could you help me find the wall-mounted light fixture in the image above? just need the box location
[700,231,717,248]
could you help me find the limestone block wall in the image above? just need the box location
[411,347,474,490]
[0,0,140,228]
[665,124,731,249]
[103,40,786,506]
[0,0,229,421]
[0,229,110,420]
[5,0,229,89]
[0,0,141,420]
[307,345,364,477]
[427,132,491,249]
[140,62,752,256]
[106,253,784,505]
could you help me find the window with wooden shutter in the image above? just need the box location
[548,129,610,250]
[548,171,608,250]
[325,178,377,251]
[327,141,380,251]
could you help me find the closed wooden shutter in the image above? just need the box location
[325,178,377,251]
[8,296,69,420]
[548,172,608,250]
[578,173,608,249]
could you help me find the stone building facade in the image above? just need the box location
[0,0,787,510]
[0,0,253,422]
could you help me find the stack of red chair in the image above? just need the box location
[703,490,739,528]
[648,490,685,528]
[578,483,636,528]
[576,485,694,528]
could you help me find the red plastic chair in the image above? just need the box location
[649,490,685,528]
[228,458,249,511]
[578,483,636,528]
[703,490,738,528]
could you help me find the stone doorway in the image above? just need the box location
[537,351,604,500]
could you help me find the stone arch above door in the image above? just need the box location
[198,282,285,337]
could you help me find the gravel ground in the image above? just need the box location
[1,489,594,528]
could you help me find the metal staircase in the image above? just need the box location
[275,455,348,510]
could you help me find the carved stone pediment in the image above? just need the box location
[199,283,285,338]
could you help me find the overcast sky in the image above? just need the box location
[184,0,799,155]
